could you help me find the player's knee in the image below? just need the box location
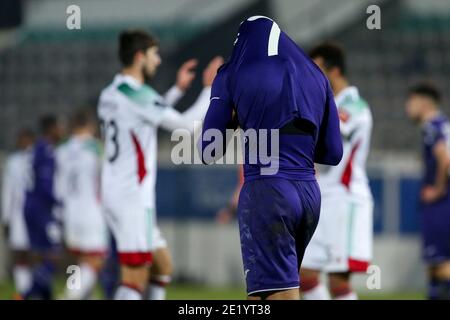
[152,248,173,276]
[121,264,149,290]
[434,261,450,280]
[82,255,105,272]
[13,251,30,265]
[300,269,321,292]
[329,272,352,297]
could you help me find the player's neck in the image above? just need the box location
[73,130,92,140]
[121,66,144,84]
[332,78,349,97]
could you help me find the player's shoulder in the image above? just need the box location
[339,87,370,114]
[54,139,72,160]
[5,152,22,171]
[106,73,164,108]
[117,82,164,107]
[423,115,448,145]
[82,138,102,157]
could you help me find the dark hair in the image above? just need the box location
[71,110,93,130]
[309,42,346,75]
[409,82,442,104]
[40,114,58,134]
[119,29,159,66]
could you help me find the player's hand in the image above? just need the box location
[421,186,445,203]
[203,56,224,87]
[176,59,198,92]
[216,207,235,224]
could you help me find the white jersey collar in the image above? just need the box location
[114,73,142,89]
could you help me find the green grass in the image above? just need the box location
[0,278,425,300]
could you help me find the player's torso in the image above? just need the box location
[26,140,55,196]
[6,151,31,213]
[98,75,158,199]
[57,137,101,210]
[422,115,450,186]
[318,86,373,199]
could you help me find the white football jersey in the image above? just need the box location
[97,74,210,207]
[2,149,31,225]
[56,136,102,215]
[317,86,373,199]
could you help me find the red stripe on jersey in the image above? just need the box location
[119,252,153,266]
[340,141,361,189]
[348,258,370,272]
[130,131,147,184]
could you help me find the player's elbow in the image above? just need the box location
[314,144,343,166]
[328,144,344,166]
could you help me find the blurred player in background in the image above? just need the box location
[98,29,223,299]
[56,110,107,300]
[200,16,343,300]
[405,83,450,300]
[300,43,374,300]
[23,115,64,299]
[1,129,35,298]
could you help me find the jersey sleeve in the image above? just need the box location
[199,70,235,164]
[163,85,184,106]
[424,122,446,148]
[338,99,370,142]
[33,145,60,207]
[314,81,343,166]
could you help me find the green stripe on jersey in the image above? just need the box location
[341,97,369,115]
[84,138,102,157]
[118,83,160,107]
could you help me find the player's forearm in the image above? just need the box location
[179,86,211,128]
[432,141,450,194]
[314,110,343,165]
[434,161,449,194]
[164,85,184,106]
[160,87,211,133]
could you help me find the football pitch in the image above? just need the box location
[0,279,424,300]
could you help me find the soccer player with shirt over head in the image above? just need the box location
[2,129,35,298]
[97,29,223,300]
[300,43,374,300]
[405,83,450,300]
[56,110,108,300]
[200,16,343,300]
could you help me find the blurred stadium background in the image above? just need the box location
[1,0,450,299]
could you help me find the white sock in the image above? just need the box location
[147,275,171,300]
[334,291,358,300]
[302,283,331,300]
[64,263,97,300]
[13,264,32,295]
[114,284,142,300]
